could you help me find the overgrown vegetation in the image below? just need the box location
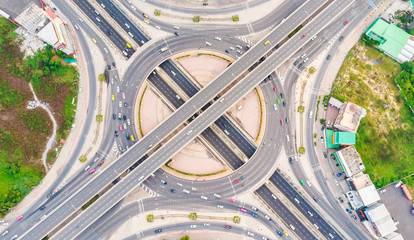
[0,17,79,217]
[395,62,414,108]
[331,39,414,190]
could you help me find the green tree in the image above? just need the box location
[180,236,190,240]
[99,74,106,82]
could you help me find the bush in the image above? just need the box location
[193,16,200,22]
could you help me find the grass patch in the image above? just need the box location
[81,194,99,210]
[165,160,226,176]
[255,87,263,141]
[197,53,231,63]
[331,39,414,189]
[138,86,147,137]
[0,17,79,218]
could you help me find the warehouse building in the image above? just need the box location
[365,18,414,62]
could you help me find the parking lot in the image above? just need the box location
[377,183,413,239]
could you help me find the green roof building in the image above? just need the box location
[365,18,414,62]
[325,129,356,149]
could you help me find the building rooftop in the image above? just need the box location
[365,203,397,237]
[352,174,380,206]
[366,18,413,62]
[13,2,48,33]
[334,131,356,145]
[328,97,343,109]
[335,146,365,177]
[335,101,366,133]
[326,129,340,149]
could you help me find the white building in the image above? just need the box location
[364,203,397,237]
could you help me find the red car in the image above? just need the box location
[229,198,236,203]
[119,124,123,131]
[280,119,284,125]
[98,160,104,166]
[224,225,232,229]
[240,208,247,213]
[301,34,306,39]
[89,169,96,174]
[344,20,349,25]
[273,87,277,92]
[17,215,24,221]
[233,179,239,184]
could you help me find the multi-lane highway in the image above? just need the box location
[16,0,361,238]
[2,0,379,239]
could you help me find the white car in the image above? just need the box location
[380,189,386,193]
[155,25,161,30]
[205,41,212,46]
[217,205,224,208]
[127,119,131,125]
[306,179,312,187]
[104,48,108,53]
[215,36,222,41]
[264,215,271,221]
[79,18,84,22]
[334,179,339,185]
[204,223,210,226]
[190,225,197,228]
[74,25,79,30]
[2,231,8,236]
[119,101,122,108]
[247,232,254,237]
[116,86,120,92]
[173,26,180,29]
[200,195,208,200]
[213,193,221,198]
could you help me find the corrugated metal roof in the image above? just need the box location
[366,18,411,60]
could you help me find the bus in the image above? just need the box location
[92,38,97,44]
[126,43,131,48]
[300,180,305,186]
[264,40,270,45]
